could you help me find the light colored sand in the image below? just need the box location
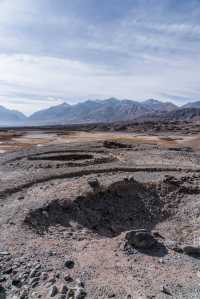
[0,130,199,153]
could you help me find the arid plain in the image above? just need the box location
[0,122,200,298]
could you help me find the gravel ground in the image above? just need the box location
[0,131,200,298]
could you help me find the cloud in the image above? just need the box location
[0,53,162,114]
[0,52,199,114]
[0,0,200,113]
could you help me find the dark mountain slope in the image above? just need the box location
[182,101,200,109]
[0,105,27,126]
[28,98,178,124]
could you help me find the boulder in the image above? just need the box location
[125,229,156,249]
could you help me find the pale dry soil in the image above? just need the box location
[0,129,200,153]
[0,127,200,298]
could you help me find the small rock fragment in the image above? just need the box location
[61,284,68,294]
[41,272,48,281]
[160,285,172,296]
[0,277,6,283]
[64,274,73,282]
[75,279,84,288]
[20,289,29,299]
[3,267,12,274]
[30,265,41,278]
[128,175,135,182]
[0,251,10,256]
[18,196,24,201]
[12,278,22,288]
[30,277,40,288]
[75,287,87,299]
[87,178,100,189]
[47,272,56,284]
[49,285,58,297]
[48,250,57,257]
[64,259,74,269]
[165,240,182,253]
[159,258,164,264]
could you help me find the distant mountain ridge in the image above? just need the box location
[1,98,200,126]
[163,108,200,122]
[0,105,26,126]
[28,98,178,124]
[182,101,200,109]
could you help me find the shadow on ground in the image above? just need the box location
[24,179,169,238]
[136,241,168,257]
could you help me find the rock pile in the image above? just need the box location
[0,253,87,299]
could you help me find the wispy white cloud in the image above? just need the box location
[0,0,200,113]
[0,52,199,114]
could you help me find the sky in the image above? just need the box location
[0,0,200,115]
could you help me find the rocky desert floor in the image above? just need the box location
[1,124,200,298]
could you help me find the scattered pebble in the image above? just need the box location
[64,259,75,269]
[49,285,58,297]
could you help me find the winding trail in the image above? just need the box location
[0,166,199,198]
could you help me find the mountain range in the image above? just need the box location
[0,105,27,126]
[1,98,200,126]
